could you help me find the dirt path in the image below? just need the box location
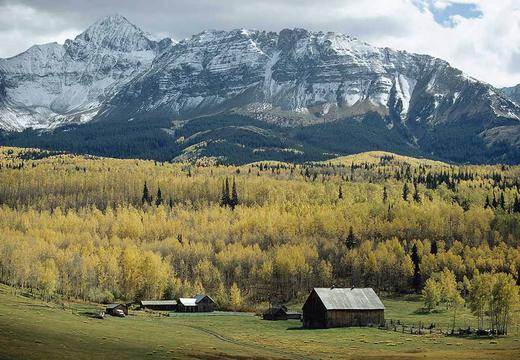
[182,324,316,360]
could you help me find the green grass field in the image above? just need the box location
[0,285,518,360]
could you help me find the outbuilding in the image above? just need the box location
[105,303,128,316]
[139,300,177,311]
[194,294,216,312]
[263,306,302,321]
[177,294,216,312]
[302,287,384,328]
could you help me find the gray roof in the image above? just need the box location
[312,288,385,310]
[194,294,215,304]
[140,300,177,306]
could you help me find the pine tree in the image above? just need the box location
[411,244,421,292]
[484,195,491,209]
[338,186,343,200]
[345,226,357,249]
[513,195,520,213]
[402,182,410,201]
[492,193,498,208]
[142,182,151,205]
[230,178,239,210]
[500,192,506,210]
[431,240,438,255]
[413,182,421,203]
[220,178,231,208]
[155,186,163,206]
[383,186,388,203]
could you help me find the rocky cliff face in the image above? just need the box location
[0,15,171,131]
[100,27,520,137]
[501,84,520,105]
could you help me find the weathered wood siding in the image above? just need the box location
[141,304,177,311]
[196,296,215,312]
[326,309,384,328]
[302,291,327,328]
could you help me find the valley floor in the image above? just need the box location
[0,285,518,360]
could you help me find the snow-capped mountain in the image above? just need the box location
[101,27,520,128]
[501,84,520,105]
[0,14,171,131]
[2,15,520,164]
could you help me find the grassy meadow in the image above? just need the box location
[0,284,519,360]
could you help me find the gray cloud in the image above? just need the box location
[0,0,413,43]
[0,0,519,87]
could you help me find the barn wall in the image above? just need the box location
[143,304,177,311]
[177,304,197,312]
[326,310,384,328]
[302,291,327,328]
[197,297,215,312]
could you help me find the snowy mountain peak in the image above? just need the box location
[67,14,155,53]
[0,14,166,131]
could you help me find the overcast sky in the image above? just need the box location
[0,0,519,88]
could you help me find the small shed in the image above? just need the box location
[105,303,128,316]
[263,306,302,321]
[194,294,216,312]
[177,294,216,312]
[302,287,384,328]
[139,300,177,311]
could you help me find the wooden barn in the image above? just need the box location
[194,294,216,312]
[263,306,302,321]
[302,287,384,328]
[177,294,215,312]
[139,300,177,311]
[105,303,128,316]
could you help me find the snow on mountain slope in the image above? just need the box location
[2,15,520,165]
[102,27,520,134]
[0,15,171,131]
[501,84,520,105]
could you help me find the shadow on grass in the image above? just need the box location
[286,326,309,331]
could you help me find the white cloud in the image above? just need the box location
[372,0,520,87]
[0,0,519,87]
[0,3,79,58]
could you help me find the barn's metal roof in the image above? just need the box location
[313,288,385,310]
[178,298,197,306]
[140,300,177,306]
[194,294,215,304]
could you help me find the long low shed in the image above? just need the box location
[139,300,177,311]
[302,287,384,328]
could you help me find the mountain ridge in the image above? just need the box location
[0,14,172,131]
[2,15,520,164]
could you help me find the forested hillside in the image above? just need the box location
[0,147,519,311]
